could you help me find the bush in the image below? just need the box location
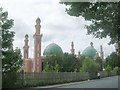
[113,67,120,75]
[2,72,18,88]
[105,65,112,76]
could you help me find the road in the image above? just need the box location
[57,76,119,88]
[38,76,119,88]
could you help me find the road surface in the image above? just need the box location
[57,76,119,88]
[39,76,119,88]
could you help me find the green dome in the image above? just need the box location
[43,43,63,56]
[82,46,97,57]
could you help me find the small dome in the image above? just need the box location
[82,46,97,57]
[43,43,63,56]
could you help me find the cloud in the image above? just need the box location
[1,0,115,58]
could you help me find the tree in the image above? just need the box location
[61,53,81,72]
[80,57,100,79]
[43,55,62,72]
[54,63,59,72]
[95,57,103,71]
[105,52,120,69]
[61,2,120,55]
[1,8,23,88]
[43,53,81,72]
[105,65,112,76]
[43,62,51,72]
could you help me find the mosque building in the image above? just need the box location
[23,18,104,73]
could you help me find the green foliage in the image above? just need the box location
[43,53,81,72]
[113,66,119,75]
[95,57,103,71]
[61,53,81,72]
[105,65,112,72]
[43,55,62,72]
[2,48,22,73]
[54,63,59,72]
[43,62,51,72]
[62,2,120,54]
[1,8,14,50]
[81,57,100,72]
[1,8,23,88]
[105,52,120,69]
[80,57,92,72]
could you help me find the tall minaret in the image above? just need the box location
[71,41,75,55]
[100,45,104,60]
[23,34,29,59]
[33,17,42,73]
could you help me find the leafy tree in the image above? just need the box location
[43,62,51,72]
[43,55,62,72]
[54,63,59,72]
[1,8,23,88]
[61,2,120,55]
[81,57,100,79]
[105,52,120,69]
[43,53,81,72]
[61,53,81,72]
[105,65,112,76]
[2,48,22,73]
[95,57,103,71]
[113,66,120,75]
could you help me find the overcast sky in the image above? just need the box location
[1,0,115,58]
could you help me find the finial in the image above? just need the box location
[100,45,102,49]
[71,41,74,46]
[25,34,28,39]
[90,42,93,47]
[36,17,41,25]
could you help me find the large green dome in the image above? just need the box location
[43,43,63,56]
[82,46,97,57]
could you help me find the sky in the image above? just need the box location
[1,0,115,58]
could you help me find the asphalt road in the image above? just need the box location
[56,76,119,88]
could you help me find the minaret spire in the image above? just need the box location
[23,34,29,59]
[71,41,75,55]
[90,42,93,48]
[33,17,42,73]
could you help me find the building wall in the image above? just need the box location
[24,58,33,73]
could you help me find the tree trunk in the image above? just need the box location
[118,42,120,56]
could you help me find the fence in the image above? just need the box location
[15,72,89,88]
[3,71,117,88]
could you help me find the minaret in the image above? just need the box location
[23,34,29,59]
[71,41,75,55]
[100,45,104,60]
[33,17,42,73]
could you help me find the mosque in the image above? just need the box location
[23,18,104,73]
